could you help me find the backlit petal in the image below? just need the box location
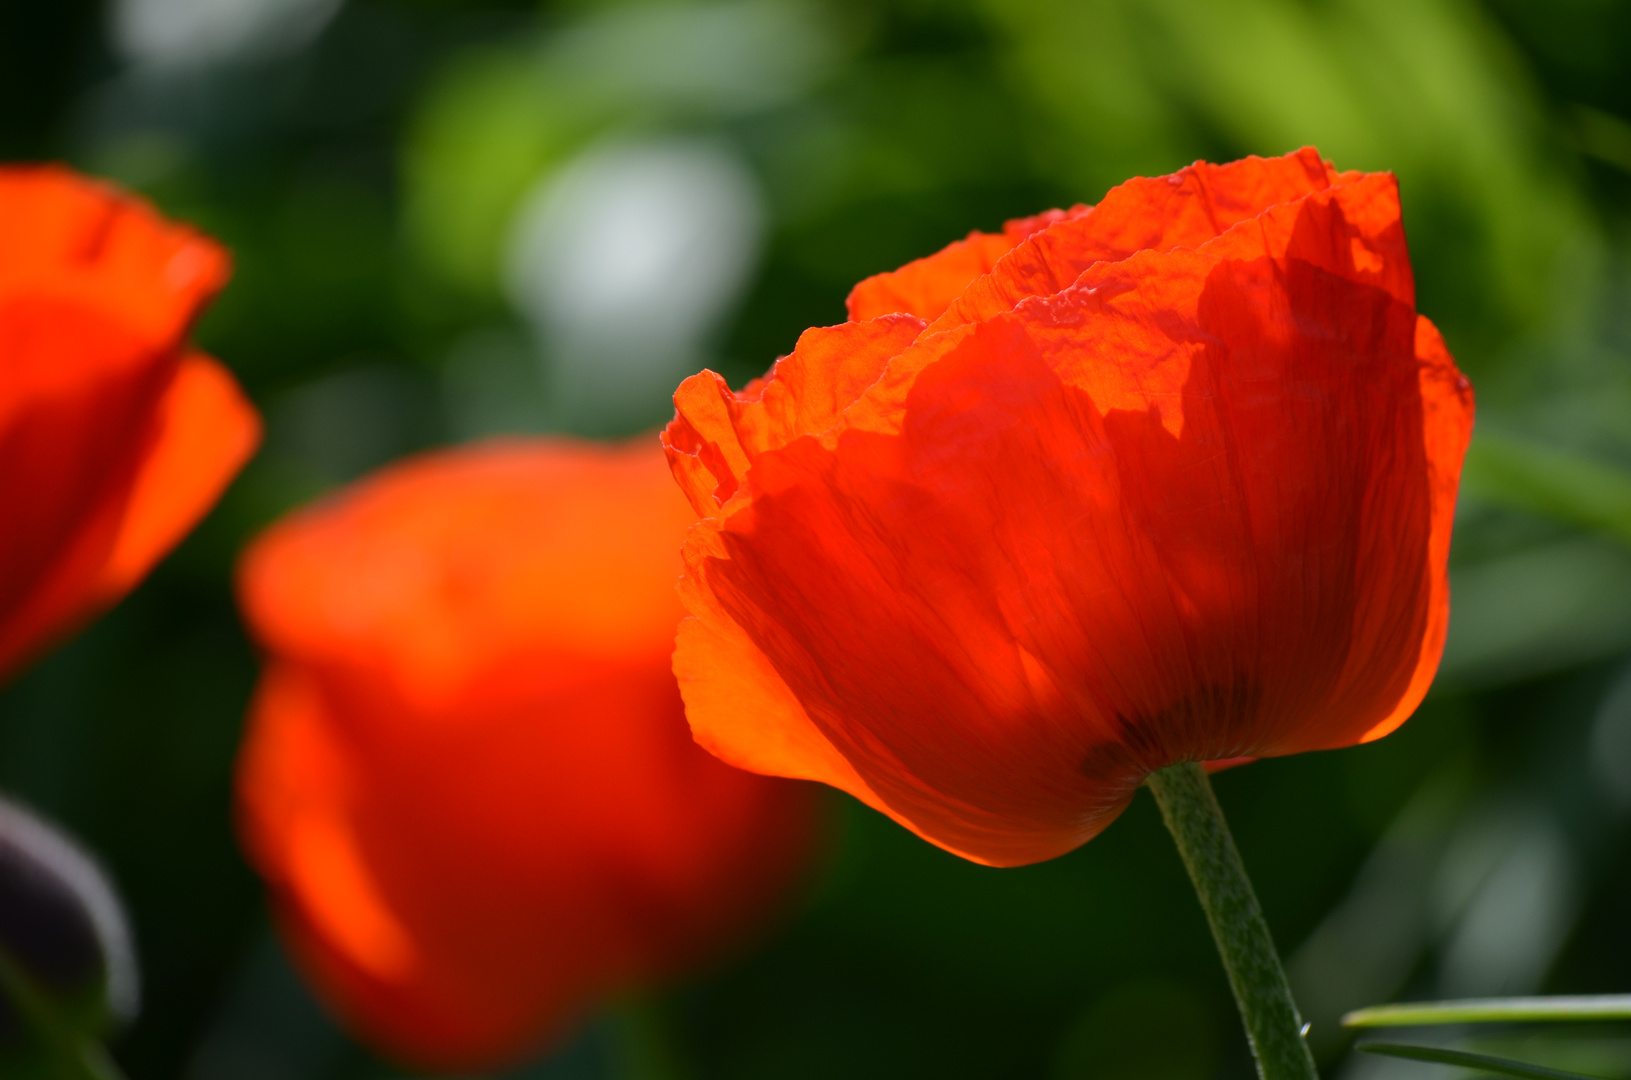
[845,206,1095,324]
[95,353,261,601]
[928,147,1350,334]
[0,167,249,680]
[664,315,924,512]
[670,150,1472,866]
[236,439,817,1070]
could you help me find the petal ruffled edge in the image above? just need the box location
[846,229,1014,323]
[843,205,1090,323]
[663,315,924,514]
[927,147,1349,335]
[671,151,1378,517]
[844,170,1412,444]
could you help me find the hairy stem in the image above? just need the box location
[1146,761,1318,1080]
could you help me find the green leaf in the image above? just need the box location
[1462,432,1631,547]
[1343,996,1631,1028]
[0,942,125,1080]
[1358,1042,1610,1080]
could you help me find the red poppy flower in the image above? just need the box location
[234,439,818,1071]
[664,148,1474,869]
[0,165,259,680]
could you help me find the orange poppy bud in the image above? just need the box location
[0,165,260,680]
[664,148,1475,869]
[234,439,818,1072]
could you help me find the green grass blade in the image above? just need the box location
[1358,1042,1610,1080]
[1344,996,1631,1028]
[1462,432,1631,547]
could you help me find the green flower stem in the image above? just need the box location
[1147,762,1318,1080]
[0,939,124,1080]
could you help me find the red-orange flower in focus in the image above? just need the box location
[665,148,1475,869]
[234,439,818,1071]
[0,165,259,680]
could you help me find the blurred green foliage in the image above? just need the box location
[4,0,1631,1077]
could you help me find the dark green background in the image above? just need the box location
[5,0,1631,1077]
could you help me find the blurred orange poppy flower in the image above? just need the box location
[235,438,818,1072]
[664,148,1475,869]
[0,165,259,680]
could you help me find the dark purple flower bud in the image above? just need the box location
[0,797,136,1052]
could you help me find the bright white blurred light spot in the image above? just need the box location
[507,140,762,346]
[112,0,343,68]
[504,139,764,429]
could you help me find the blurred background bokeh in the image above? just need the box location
[4,0,1631,1077]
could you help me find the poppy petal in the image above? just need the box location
[237,439,818,1070]
[237,662,569,1068]
[675,521,882,805]
[846,229,1015,323]
[676,159,1472,866]
[0,166,247,679]
[846,206,1095,324]
[95,352,261,601]
[0,165,229,347]
[1354,314,1474,744]
[0,351,257,678]
[664,315,924,512]
[928,147,1349,334]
